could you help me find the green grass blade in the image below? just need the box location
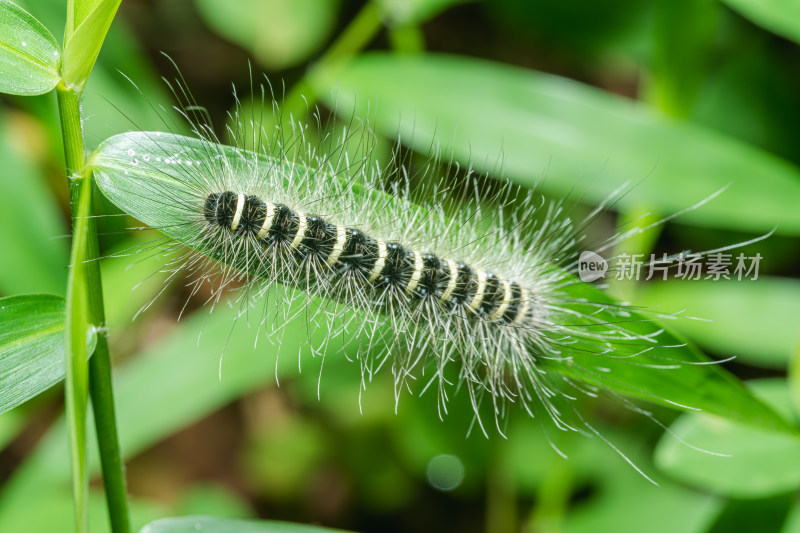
[0,294,67,414]
[72,0,103,32]
[64,169,95,533]
[89,131,792,434]
[655,379,800,498]
[140,516,353,533]
[0,0,60,95]
[550,280,793,434]
[722,0,800,44]
[309,53,800,235]
[62,0,120,89]
[636,278,800,369]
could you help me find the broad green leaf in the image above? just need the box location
[636,278,800,369]
[0,293,65,414]
[195,0,338,70]
[140,516,353,533]
[721,0,800,44]
[0,0,60,95]
[89,131,791,434]
[62,0,121,89]
[309,53,800,235]
[655,379,800,498]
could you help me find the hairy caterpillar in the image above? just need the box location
[88,79,756,479]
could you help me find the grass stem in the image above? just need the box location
[57,82,131,533]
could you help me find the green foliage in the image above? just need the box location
[62,145,95,532]
[0,0,799,532]
[375,0,471,26]
[62,0,121,89]
[791,344,800,421]
[90,130,791,435]
[0,294,69,414]
[310,53,800,236]
[195,0,339,70]
[722,0,800,44]
[0,109,68,295]
[551,283,792,433]
[140,516,353,533]
[636,278,800,369]
[0,291,308,532]
[655,380,800,498]
[0,0,60,95]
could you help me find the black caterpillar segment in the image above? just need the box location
[203,192,220,224]
[502,281,523,323]
[301,216,337,258]
[270,204,295,243]
[418,253,445,298]
[236,195,267,234]
[203,191,238,228]
[379,242,407,287]
[453,262,474,304]
[340,228,378,274]
[204,191,533,324]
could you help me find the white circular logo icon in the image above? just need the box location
[578,251,607,282]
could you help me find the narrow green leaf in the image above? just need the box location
[140,516,353,533]
[721,0,800,44]
[655,379,800,498]
[89,131,791,434]
[0,0,60,95]
[309,53,800,235]
[66,0,107,51]
[635,278,800,369]
[64,170,94,533]
[62,0,121,90]
[548,281,793,434]
[72,0,103,31]
[0,294,65,414]
[89,132,392,250]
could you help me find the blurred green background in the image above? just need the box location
[1,0,800,532]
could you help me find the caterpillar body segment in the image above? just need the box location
[203,190,537,326]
